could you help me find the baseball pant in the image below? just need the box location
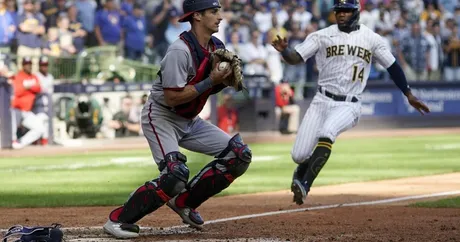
[11,109,46,147]
[142,100,236,169]
[275,104,300,133]
[291,92,361,164]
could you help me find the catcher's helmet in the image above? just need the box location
[333,0,361,31]
[178,0,221,22]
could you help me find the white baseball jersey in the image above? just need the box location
[291,24,398,164]
[35,72,54,94]
[295,24,395,96]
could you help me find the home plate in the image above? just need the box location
[67,238,284,242]
[67,239,123,242]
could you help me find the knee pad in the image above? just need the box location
[114,152,189,224]
[212,133,252,179]
[179,134,251,209]
[220,133,252,178]
[157,151,190,197]
[217,133,252,163]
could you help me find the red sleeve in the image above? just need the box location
[234,109,238,123]
[29,75,42,93]
[274,85,283,107]
[13,74,27,97]
[217,106,224,122]
[13,73,42,96]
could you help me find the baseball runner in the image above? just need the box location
[103,0,251,239]
[272,0,431,205]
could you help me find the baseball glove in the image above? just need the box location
[211,49,245,91]
[2,223,63,242]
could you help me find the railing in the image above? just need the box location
[0,46,160,83]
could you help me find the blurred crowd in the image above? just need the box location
[0,0,459,83]
[2,0,460,148]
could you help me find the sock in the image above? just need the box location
[294,158,309,180]
[301,137,333,186]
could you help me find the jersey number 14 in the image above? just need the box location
[352,65,364,83]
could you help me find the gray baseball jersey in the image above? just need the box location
[291,24,396,163]
[143,38,234,166]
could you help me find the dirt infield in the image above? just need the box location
[1,128,460,241]
[1,173,460,241]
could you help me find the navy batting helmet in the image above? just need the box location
[178,0,221,23]
[333,0,361,31]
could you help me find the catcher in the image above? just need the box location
[103,0,250,239]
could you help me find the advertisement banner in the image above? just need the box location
[397,88,460,116]
[360,87,460,117]
[53,82,460,117]
[54,83,152,94]
[360,89,398,116]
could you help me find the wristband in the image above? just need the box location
[194,77,213,95]
[281,48,291,56]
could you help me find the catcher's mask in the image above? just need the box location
[178,0,221,22]
[333,0,360,32]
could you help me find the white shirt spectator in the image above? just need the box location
[388,3,402,26]
[404,0,424,21]
[240,41,268,76]
[226,30,245,57]
[34,71,54,94]
[360,9,378,31]
[293,7,312,31]
[277,8,289,28]
[374,11,393,33]
[254,9,272,33]
[424,32,440,71]
[265,43,283,84]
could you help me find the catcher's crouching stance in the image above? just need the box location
[103,0,249,239]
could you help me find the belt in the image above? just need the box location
[153,99,175,112]
[318,87,358,103]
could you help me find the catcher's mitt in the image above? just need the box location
[211,49,245,92]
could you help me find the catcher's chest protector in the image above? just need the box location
[170,31,226,119]
[2,224,63,242]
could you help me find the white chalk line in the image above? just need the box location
[425,143,460,150]
[201,190,460,225]
[0,156,282,172]
[2,190,459,242]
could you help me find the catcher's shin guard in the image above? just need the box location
[110,152,189,224]
[176,134,252,209]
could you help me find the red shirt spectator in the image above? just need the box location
[11,58,41,111]
[275,82,294,107]
[217,94,239,134]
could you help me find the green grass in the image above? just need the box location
[411,196,460,208]
[1,134,460,207]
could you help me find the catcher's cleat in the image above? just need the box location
[291,179,310,205]
[103,220,140,239]
[167,196,204,230]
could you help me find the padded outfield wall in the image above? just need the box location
[1,77,460,148]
